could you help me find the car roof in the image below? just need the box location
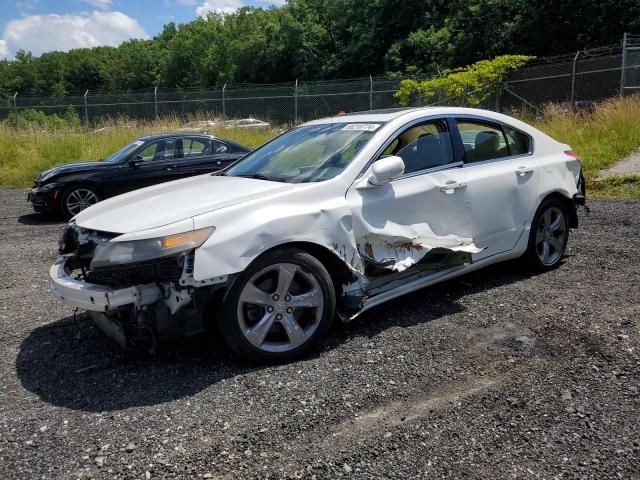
[301,107,521,126]
[138,132,251,151]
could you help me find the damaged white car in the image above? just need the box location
[50,107,585,362]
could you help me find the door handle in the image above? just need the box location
[516,166,534,176]
[439,180,467,194]
[166,164,177,171]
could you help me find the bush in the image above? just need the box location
[14,107,81,128]
[396,55,533,107]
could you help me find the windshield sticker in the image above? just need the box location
[133,140,145,146]
[342,123,381,132]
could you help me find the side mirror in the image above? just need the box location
[128,156,143,167]
[369,156,405,186]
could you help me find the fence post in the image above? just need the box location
[12,92,18,126]
[83,90,89,126]
[620,32,628,97]
[294,79,298,124]
[570,51,580,107]
[222,83,227,120]
[154,86,158,118]
[369,75,373,110]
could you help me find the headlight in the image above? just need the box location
[39,182,62,191]
[39,170,58,183]
[90,227,214,269]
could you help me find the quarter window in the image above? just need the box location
[504,126,532,155]
[457,121,509,163]
[382,120,455,175]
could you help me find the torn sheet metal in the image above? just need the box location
[359,222,485,273]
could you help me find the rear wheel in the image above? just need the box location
[218,248,335,363]
[524,197,569,270]
[61,185,101,219]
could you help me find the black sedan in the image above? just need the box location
[28,133,251,219]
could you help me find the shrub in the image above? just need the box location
[396,55,534,107]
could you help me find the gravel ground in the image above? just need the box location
[0,188,639,479]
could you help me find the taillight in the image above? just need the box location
[564,150,581,161]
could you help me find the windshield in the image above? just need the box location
[103,140,145,163]
[225,123,381,183]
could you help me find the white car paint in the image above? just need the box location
[52,107,582,327]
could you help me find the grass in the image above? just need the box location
[0,115,279,188]
[1,96,639,198]
[529,96,640,180]
[525,96,640,199]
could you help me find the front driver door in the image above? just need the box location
[346,118,475,273]
[115,138,182,194]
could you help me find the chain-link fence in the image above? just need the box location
[1,34,639,126]
[0,76,404,126]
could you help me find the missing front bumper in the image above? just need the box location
[49,257,162,312]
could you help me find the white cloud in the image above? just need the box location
[0,40,8,59]
[196,0,245,17]
[1,11,148,58]
[80,0,113,9]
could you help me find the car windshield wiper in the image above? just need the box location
[235,173,288,183]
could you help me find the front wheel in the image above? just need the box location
[524,197,569,271]
[217,248,336,363]
[60,185,101,219]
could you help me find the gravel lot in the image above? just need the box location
[0,188,638,479]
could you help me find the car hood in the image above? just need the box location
[38,161,106,181]
[73,174,292,234]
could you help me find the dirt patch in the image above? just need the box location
[598,146,640,178]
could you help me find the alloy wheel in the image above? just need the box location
[65,188,99,216]
[237,263,324,353]
[535,206,567,265]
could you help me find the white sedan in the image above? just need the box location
[50,107,585,362]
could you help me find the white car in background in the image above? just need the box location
[50,107,585,362]
[179,120,219,132]
[224,117,270,129]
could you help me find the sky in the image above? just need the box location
[0,0,286,59]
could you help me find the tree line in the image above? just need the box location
[0,0,637,97]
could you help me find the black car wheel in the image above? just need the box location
[217,247,336,363]
[61,185,102,219]
[524,197,569,271]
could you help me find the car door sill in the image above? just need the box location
[353,249,521,319]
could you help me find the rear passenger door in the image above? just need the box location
[178,137,233,177]
[455,118,538,259]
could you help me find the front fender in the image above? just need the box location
[191,193,363,281]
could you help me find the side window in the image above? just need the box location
[457,121,509,163]
[137,139,177,162]
[384,120,455,175]
[211,140,229,154]
[182,138,210,157]
[504,126,532,156]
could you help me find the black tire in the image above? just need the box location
[523,197,570,271]
[60,184,102,220]
[217,247,336,364]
